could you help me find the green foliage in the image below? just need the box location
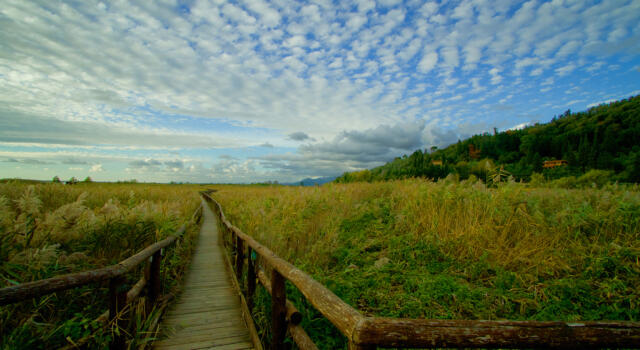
[335,95,640,185]
[575,169,614,188]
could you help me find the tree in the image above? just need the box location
[52,176,60,183]
[83,176,92,183]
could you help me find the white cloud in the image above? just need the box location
[418,51,438,73]
[555,63,577,76]
[356,0,376,13]
[489,67,502,85]
[242,0,281,27]
[378,0,402,8]
[440,46,460,68]
[420,2,439,17]
[90,164,104,172]
[346,14,368,31]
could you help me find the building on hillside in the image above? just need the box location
[431,160,443,166]
[469,144,481,159]
[543,160,568,168]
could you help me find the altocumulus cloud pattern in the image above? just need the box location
[1,0,639,182]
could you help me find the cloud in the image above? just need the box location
[287,132,313,142]
[1,0,638,183]
[0,109,238,149]
[259,142,274,148]
[2,157,51,165]
[128,159,162,169]
[418,52,438,73]
[62,158,90,165]
[256,122,428,177]
[164,160,184,170]
[440,47,460,68]
[242,0,281,27]
[90,164,104,172]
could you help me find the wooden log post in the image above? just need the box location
[289,324,319,350]
[235,236,244,282]
[271,269,287,350]
[257,268,302,325]
[352,317,640,348]
[247,248,256,311]
[109,276,127,350]
[348,342,375,350]
[147,250,162,312]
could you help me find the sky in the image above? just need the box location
[1,0,639,183]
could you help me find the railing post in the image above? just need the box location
[147,250,162,311]
[348,342,376,350]
[247,248,256,311]
[109,276,127,350]
[271,269,287,350]
[235,235,244,282]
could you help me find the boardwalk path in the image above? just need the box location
[154,200,254,350]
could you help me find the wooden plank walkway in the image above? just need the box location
[154,200,254,350]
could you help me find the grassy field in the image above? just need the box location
[3,179,638,349]
[212,179,640,348]
[0,181,202,349]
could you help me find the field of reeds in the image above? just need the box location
[211,179,640,348]
[0,181,202,349]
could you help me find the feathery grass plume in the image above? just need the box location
[10,244,60,271]
[0,195,14,231]
[37,192,94,247]
[13,186,42,247]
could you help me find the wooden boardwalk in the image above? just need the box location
[154,200,254,350]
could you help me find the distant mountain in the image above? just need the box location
[336,95,640,183]
[284,176,337,186]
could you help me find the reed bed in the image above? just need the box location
[0,182,202,349]
[212,179,640,348]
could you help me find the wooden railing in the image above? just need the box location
[0,203,203,349]
[202,192,640,349]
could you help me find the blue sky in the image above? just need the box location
[1,0,639,183]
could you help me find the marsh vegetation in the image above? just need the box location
[213,180,640,348]
[0,182,201,349]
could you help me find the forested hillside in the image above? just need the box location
[336,95,640,184]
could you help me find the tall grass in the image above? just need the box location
[212,179,640,348]
[0,182,202,349]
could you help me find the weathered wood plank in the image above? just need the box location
[154,336,251,350]
[154,201,253,349]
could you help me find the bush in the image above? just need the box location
[529,172,546,187]
[550,176,577,188]
[575,169,614,188]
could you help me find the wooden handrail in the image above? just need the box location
[0,202,203,349]
[0,225,185,305]
[202,192,640,349]
[204,194,364,336]
[353,317,640,348]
